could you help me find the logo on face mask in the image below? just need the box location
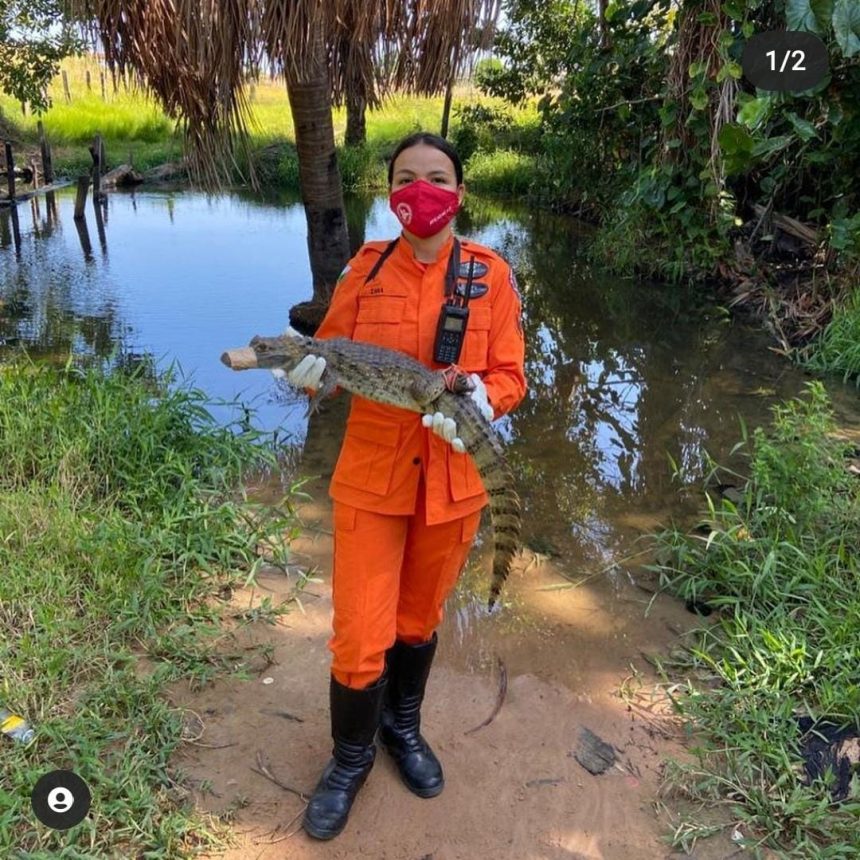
[395,202,413,225]
[389,179,461,239]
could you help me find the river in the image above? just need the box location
[2,186,857,857]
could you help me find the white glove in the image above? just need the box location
[288,354,326,389]
[421,374,494,454]
[270,326,326,388]
[468,373,494,421]
[422,411,466,454]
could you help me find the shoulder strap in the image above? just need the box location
[445,238,461,299]
[363,239,399,285]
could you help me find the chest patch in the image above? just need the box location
[455,280,489,299]
[458,260,489,279]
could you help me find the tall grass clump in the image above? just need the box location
[651,382,860,857]
[0,360,303,857]
[465,149,536,196]
[805,288,860,386]
[337,143,388,190]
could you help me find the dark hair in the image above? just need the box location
[387,132,463,186]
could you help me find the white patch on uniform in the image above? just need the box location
[509,268,522,301]
[509,268,524,338]
[337,263,351,283]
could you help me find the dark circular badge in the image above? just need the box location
[31,770,91,830]
[741,31,829,92]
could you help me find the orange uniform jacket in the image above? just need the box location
[314,233,527,526]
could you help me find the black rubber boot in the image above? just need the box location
[379,632,444,798]
[302,672,386,840]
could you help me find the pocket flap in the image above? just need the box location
[356,297,406,324]
[468,306,492,331]
[346,418,400,447]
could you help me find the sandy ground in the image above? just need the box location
[165,526,745,859]
[163,400,749,860]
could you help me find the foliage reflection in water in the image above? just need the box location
[0,187,850,586]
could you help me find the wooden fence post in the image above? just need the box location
[100,72,106,101]
[86,69,92,91]
[46,190,57,223]
[90,133,105,202]
[74,212,93,258]
[93,193,107,252]
[62,70,71,103]
[74,176,90,219]
[37,121,54,185]
[4,141,16,201]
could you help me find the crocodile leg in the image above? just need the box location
[306,372,338,416]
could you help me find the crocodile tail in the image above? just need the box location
[487,470,521,609]
[437,391,522,609]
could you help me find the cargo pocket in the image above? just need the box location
[461,514,480,543]
[447,443,486,502]
[460,305,492,372]
[332,419,401,496]
[353,296,406,350]
[334,503,357,532]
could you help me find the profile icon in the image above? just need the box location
[31,770,91,830]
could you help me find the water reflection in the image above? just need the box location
[463,205,831,570]
[0,187,852,576]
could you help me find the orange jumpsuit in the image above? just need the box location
[314,233,526,688]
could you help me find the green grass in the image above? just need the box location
[1,56,541,195]
[805,288,860,386]
[0,56,182,176]
[241,89,540,193]
[465,149,536,196]
[650,382,860,856]
[0,359,307,858]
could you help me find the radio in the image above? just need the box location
[432,241,476,365]
[433,304,470,364]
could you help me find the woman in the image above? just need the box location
[290,132,527,840]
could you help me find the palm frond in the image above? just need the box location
[69,0,503,188]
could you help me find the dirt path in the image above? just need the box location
[166,408,741,860]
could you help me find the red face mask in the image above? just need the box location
[389,179,461,238]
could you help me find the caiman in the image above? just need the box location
[220,333,521,609]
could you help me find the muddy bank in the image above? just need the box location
[165,402,742,860]
[168,524,730,859]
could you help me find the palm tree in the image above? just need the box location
[331,1,502,145]
[71,1,500,329]
[328,3,378,146]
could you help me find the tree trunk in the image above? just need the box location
[440,76,454,139]
[440,41,460,139]
[598,0,611,50]
[345,83,367,146]
[285,22,351,334]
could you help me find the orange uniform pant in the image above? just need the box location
[329,479,482,690]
